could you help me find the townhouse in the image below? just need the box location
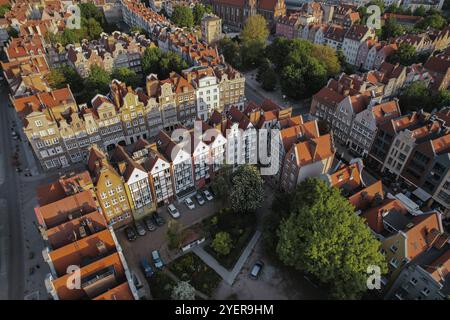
[385,246,450,300]
[342,24,375,66]
[36,196,137,299]
[368,108,450,212]
[183,66,220,121]
[280,130,335,192]
[87,146,133,228]
[155,130,195,199]
[347,99,401,157]
[424,52,450,92]
[201,13,222,45]
[111,146,156,221]
[131,139,175,206]
[362,197,446,286]
[213,63,246,112]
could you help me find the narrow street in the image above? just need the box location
[0,86,24,300]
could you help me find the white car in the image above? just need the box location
[167,204,180,219]
[184,197,195,210]
[203,190,213,201]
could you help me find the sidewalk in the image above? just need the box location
[192,230,262,286]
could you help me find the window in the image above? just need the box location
[389,257,398,268]
[105,180,112,187]
[108,189,115,196]
[410,277,418,286]
[390,245,399,253]
[104,201,110,208]
[111,198,118,205]
[119,194,126,202]
[35,120,43,127]
[421,287,430,296]
[101,192,107,199]
[116,185,122,192]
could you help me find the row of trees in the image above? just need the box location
[218,15,341,99]
[46,64,142,103]
[141,46,189,79]
[170,4,212,28]
[399,81,450,114]
[264,178,387,299]
[47,3,111,46]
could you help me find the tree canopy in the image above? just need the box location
[212,231,233,256]
[415,14,447,30]
[399,81,450,113]
[142,47,188,79]
[276,178,387,299]
[111,67,142,88]
[241,14,269,44]
[193,4,212,25]
[230,165,264,213]
[217,37,241,68]
[387,42,417,65]
[171,281,196,300]
[171,5,194,28]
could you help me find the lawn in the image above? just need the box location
[169,252,222,296]
[147,271,176,300]
[203,208,256,270]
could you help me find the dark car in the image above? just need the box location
[249,260,264,279]
[152,212,165,226]
[195,192,205,205]
[140,258,154,278]
[125,226,137,241]
[144,216,156,231]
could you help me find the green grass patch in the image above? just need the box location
[203,208,256,270]
[169,252,221,296]
[147,271,176,300]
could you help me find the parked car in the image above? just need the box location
[167,204,180,219]
[144,216,156,231]
[135,222,146,236]
[184,197,195,210]
[195,192,205,205]
[151,250,164,269]
[152,212,165,226]
[249,260,264,279]
[140,258,154,278]
[125,226,137,241]
[203,190,213,201]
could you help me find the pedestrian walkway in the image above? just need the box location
[192,230,262,286]
[162,268,209,300]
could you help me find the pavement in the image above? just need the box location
[192,230,261,286]
[117,197,219,299]
[244,70,311,116]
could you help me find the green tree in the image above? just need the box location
[193,4,212,25]
[388,42,417,65]
[111,67,142,88]
[0,4,11,17]
[413,5,427,17]
[415,14,447,30]
[276,178,387,299]
[240,39,265,70]
[85,65,111,100]
[84,18,103,40]
[311,44,341,77]
[230,165,264,213]
[265,37,291,69]
[171,281,196,300]
[261,68,277,91]
[142,47,163,75]
[241,14,269,44]
[167,220,185,250]
[171,5,194,28]
[79,2,105,25]
[211,164,233,203]
[212,231,233,256]
[217,37,241,68]
[46,69,67,89]
[381,18,405,41]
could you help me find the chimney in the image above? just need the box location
[96,240,107,255]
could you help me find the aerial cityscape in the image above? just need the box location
[0,0,449,305]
